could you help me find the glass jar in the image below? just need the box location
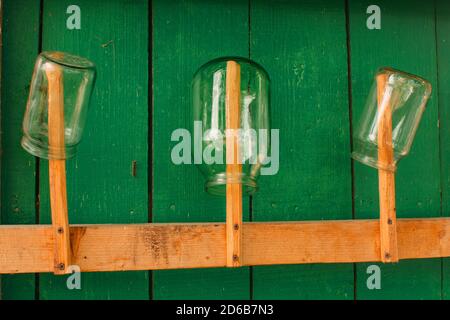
[192,57,270,195]
[21,51,96,159]
[352,67,432,172]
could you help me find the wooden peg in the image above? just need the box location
[377,73,399,263]
[46,64,72,274]
[225,60,242,267]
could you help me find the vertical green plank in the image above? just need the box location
[39,0,149,299]
[437,0,450,300]
[1,0,40,300]
[0,0,3,301]
[153,0,250,299]
[251,0,354,299]
[350,0,441,299]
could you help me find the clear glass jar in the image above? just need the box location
[192,57,270,195]
[352,67,432,172]
[21,51,96,159]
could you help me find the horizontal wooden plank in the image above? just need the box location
[0,218,449,274]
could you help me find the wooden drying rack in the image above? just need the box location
[1,60,448,276]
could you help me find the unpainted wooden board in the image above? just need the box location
[2,218,450,273]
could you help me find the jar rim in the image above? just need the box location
[41,51,96,70]
[21,135,78,160]
[205,173,258,196]
[193,56,270,82]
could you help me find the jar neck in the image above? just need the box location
[205,173,258,196]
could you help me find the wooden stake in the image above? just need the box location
[377,73,399,263]
[225,60,242,267]
[46,64,72,274]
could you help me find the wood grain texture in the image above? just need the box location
[153,0,250,299]
[48,160,70,274]
[251,0,354,299]
[0,0,39,300]
[38,0,149,299]
[46,65,71,274]
[349,0,441,299]
[376,74,398,263]
[436,0,450,300]
[1,218,450,273]
[225,60,242,267]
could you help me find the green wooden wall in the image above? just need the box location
[1,0,450,300]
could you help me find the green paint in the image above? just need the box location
[437,0,450,300]
[38,0,149,300]
[152,0,250,299]
[356,260,441,300]
[154,268,249,300]
[251,0,354,300]
[1,0,449,300]
[1,0,40,300]
[349,0,441,299]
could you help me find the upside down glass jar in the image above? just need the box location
[352,67,432,172]
[21,51,96,159]
[192,57,271,196]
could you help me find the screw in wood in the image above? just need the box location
[233,255,239,262]
[57,227,64,234]
[387,218,393,225]
[384,252,391,260]
[234,224,239,231]
[57,263,65,271]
